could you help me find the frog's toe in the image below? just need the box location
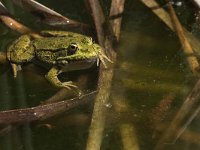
[11,63,22,78]
[61,81,78,89]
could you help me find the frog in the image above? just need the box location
[7,30,112,89]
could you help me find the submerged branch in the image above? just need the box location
[113,89,140,150]
[119,124,140,150]
[109,0,140,149]
[150,93,175,139]
[42,88,76,104]
[154,80,200,149]
[0,125,16,136]
[0,91,96,124]
[138,2,200,147]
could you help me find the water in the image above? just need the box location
[0,0,199,150]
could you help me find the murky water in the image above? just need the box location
[0,0,200,150]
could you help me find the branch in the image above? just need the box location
[0,2,41,38]
[166,1,199,75]
[85,0,117,150]
[140,0,200,58]
[11,0,89,32]
[0,91,96,124]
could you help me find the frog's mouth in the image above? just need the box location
[66,54,112,68]
[60,51,112,68]
[67,57,97,64]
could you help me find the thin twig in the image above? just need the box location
[109,0,125,41]
[156,123,200,146]
[166,1,199,75]
[85,0,105,46]
[191,0,200,8]
[173,103,200,143]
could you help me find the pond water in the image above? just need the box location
[0,0,200,150]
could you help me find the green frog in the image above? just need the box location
[7,31,111,89]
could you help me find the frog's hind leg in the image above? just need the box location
[7,35,35,77]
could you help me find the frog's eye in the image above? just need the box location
[68,43,78,55]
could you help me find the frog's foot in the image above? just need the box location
[11,63,22,78]
[45,74,77,89]
[59,81,78,89]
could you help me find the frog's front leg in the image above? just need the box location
[45,66,77,89]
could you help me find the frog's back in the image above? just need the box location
[32,37,71,51]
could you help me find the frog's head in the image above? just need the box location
[65,36,112,68]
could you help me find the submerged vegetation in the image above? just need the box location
[0,0,200,150]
